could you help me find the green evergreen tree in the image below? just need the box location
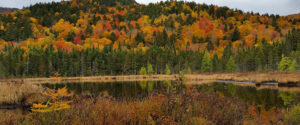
[187,67,192,74]
[279,55,297,72]
[212,54,221,72]
[201,51,212,72]
[272,17,280,32]
[165,64,171,75]
[279,55,290,72]
[288,60,297,72]
[139,66,147,75]
[226,56,237,72]
[147,63,154,74]
[222,45,233,71]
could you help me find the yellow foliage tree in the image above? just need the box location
[32,87,73,113]
[112,42,119,50]
[71,0,79,8]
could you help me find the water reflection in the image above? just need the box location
[195,83,292,109]
[43,81,300,109]
[43,81,184,100]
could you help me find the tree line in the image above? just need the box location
[0,29,299,78]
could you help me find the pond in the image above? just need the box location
[43,81,300,110]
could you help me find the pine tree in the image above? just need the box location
[201,51,212,72]
[226,56,237,72]
[272,17,280,32]
[66,31,76,42]
[187,67,192,74]
[279,55,297,72]
[139,67,147,75]
[165,64,171,75]
[147,63,154,74]
[222,45,233,71]
[212,54,221,72]
[288,59,297,72]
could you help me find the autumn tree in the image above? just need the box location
[32,87,73,112]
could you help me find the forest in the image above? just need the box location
[0,7,18,14]
[0,0,299,78]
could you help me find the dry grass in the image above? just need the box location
[0,83,44,105]
[0,109,25,124]
[185,73,300,83]
[0,75,178,84]
[0,73,299,85]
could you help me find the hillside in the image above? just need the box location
[0,0,299,77]
[286,13,300,23]
[0,7,18,13]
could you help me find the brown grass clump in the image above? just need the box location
[0,83,45,105]
[0,109,25,124]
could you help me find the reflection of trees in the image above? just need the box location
[197,83,286,109]
[148,81,154,92]
[139,81,154,92]
[280,92,298,106]
[44,82,300,110]
[164,80,171,93]
[139,81,147,90]
[226,83,236,96]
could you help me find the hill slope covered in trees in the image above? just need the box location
[0,0,299,78]
[0,7,18,13]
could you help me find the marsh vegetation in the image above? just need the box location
[1,81,300,124]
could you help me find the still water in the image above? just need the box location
[43,81,300,109]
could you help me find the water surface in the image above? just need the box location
[43,81,300,109]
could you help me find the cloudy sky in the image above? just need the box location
[1,0,299,16]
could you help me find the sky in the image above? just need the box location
[0,0,299,16]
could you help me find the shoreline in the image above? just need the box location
[1,73,300,108]
[0,73,299,85]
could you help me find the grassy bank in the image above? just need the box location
[0,73,299,84]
